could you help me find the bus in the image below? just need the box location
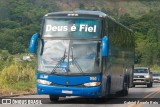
[29,10,134,102]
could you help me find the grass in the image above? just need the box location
[150,65,160,73]
[10,81,36,94]
[0,81,36,96]
[0,57,36,96]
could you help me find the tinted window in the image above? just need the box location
[134,69,148,73]
[153,74,160,76]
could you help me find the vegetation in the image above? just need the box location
[0,0,160,95]
[119,10,160,67]
[0,50,36,95]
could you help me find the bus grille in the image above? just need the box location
[50,83,84,87]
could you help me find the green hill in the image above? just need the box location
[0,0,160,66]
[54,0,160,18]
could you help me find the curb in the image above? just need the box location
[0,93,36,98]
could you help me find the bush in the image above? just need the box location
[0,61,36,84]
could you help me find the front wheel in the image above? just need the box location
[123,82,129,96]
[147,82,153,88]
[150,82,153,87]
[122,75,129,96]
[116,79,129,97]
[49,95,59,102]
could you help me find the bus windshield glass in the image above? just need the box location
[42,18,101,38]
[37,40,100,74]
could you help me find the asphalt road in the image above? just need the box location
[1,83,160,107]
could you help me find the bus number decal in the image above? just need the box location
[90,77,97,81]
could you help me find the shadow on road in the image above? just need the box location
[49,97,120,104]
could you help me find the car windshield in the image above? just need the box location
[37,40,100,74]
[134,69,148,73]
[153,74,160,76]
[42,18,101,38]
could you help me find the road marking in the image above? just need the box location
[142,88,160,98]
[127,87,160,107]
[135,88,160,107]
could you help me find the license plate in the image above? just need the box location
[62,90,73,94]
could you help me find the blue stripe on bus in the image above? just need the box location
[36,73,102,97]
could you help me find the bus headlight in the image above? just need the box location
[37,79,51,85]
[84,82,101,87]
[144,75,150,78]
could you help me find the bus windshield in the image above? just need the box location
[42,18,101,38]
[37,40,100,74]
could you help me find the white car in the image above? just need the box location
[133,67,153,87]
[153,73,160,83]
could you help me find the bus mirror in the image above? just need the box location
[102,36,109,57]
[29,33,39,53]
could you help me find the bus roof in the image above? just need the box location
[45,10,107,18]
[44,10,133,32]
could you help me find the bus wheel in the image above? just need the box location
[123,81,129,96]
[49,95,59,102]
[118,77,129,96]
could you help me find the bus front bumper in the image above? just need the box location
[37,83,102,97]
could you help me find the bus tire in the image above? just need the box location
[106,77,111,96]
[49,95,59,102]
[123,81,129,96]
[119,76,129,96]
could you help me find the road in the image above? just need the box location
[1,83,160,107]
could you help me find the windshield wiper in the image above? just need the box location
[51,49,67,74]
[51,41,84,74]
[71,46,84,73]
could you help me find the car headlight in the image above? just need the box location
[84,82,101,87]
[37,79,51,85]
[144,75,150,78]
